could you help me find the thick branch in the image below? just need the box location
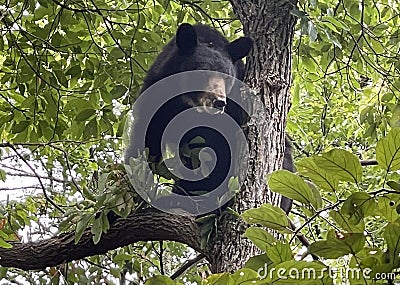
[0,209,202,271]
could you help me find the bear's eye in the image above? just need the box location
[207,42,214,47]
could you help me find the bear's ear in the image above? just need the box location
[227,37,253,62]
[176,23,198,54]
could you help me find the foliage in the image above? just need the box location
[289,0,400,153]
[205,0,400,282]
[234,128,400,285]
[0,0,399,284]
[0,0,238,283]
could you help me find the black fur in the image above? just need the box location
[125,23,293,214]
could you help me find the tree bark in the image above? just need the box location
[0,209,202,270]
[208,0,297,273]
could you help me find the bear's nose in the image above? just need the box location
[213,99,226,110]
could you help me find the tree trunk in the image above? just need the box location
[208,0,297,273]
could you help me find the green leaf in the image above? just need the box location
[302,57,317,73]
[323,16,350,31]
[12,121,30,134]
[59,210,79,232]
[244,254,271,272]
[98,172,111,193]
[38,0,49,8]
[91,215,103,244]
[289,8,307,18]
[296,157,338,191]
[206,273,231,285]
[383,224,400,264]
[75,214,92,244]
[0,230,8,239]
[370,38,384,53]
[360,106,373,124]
[75,108,96,122]
[387,181,400,191]
[230,268,259,283]
[266,242,292,263]
[145,276,175,285]
[83,118,98,139]
[0,266,8,279]
[309,231,365,258]
[65,65,82,77]
[110,267,120,278]
[0,169,6,182]
[390,105,400,128]
[324,30,342,48]
[268,170,320,209]
[108,47,125,60]
[381,93,394,102]
[101,211,110,233]
[330,210,365,233]
[308,21,318,42]
[0,238,13,249]
[309,183,323,209]
[243,227,277,251]
[228,176,240,192]
[54,69,68,87]
[378,196,399,222]
[341,192,377,222]
[313,149,363,183]
[113,253,133,263]
[376,128,400,171]
[111,85,127,99]
[242,204,290,233]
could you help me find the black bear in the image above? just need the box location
[125,23,293,214]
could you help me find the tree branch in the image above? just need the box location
[360,159,378,166]
[0,209,202,271]
[170,253,206,280]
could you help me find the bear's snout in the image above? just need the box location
[207,77,226,98]
[213,98,226,111]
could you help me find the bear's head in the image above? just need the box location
[173,23,253,114]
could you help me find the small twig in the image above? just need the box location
[5,171,68,184]
[82,257,110,271]
[289,220,318,260]
[289,200,344,245]
[4,143,64,213]
[0,186,41,191]
[170,254,206,280]
[369,188,400,196]
[360,159,378,166]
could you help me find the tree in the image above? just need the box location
[0,0,399,284]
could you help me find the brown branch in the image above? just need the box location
[0,209,202,271]
[289,220,318,260]
[289,200,344,244]
[170,253,206,280]
[360,159,378,166]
